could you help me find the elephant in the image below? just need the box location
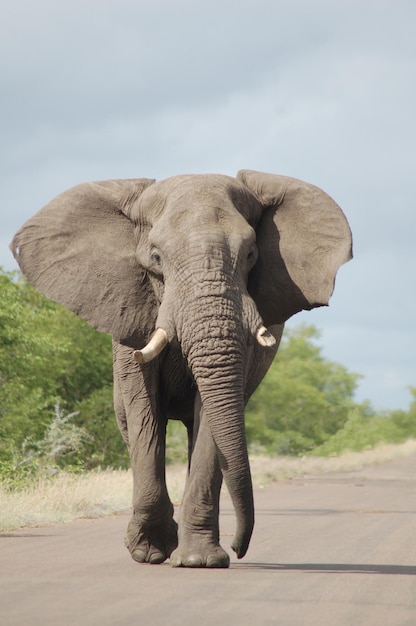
[10,170,352,568]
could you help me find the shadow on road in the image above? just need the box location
[237,563,416,575]
[250,508,416,516]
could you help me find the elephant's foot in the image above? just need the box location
[169,529,230,568]
[125,510,178,565]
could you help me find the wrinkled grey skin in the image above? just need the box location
[11,170,352,568]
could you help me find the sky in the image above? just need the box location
[1,0,415,411]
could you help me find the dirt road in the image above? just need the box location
[1,454,415,626]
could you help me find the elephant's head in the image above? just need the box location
[10,170,352,558]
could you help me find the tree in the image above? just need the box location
[245,325,362,454]
[76,386,129,469]
[388,387,416,440]
[0,270,113,465]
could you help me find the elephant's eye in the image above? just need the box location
[150,250,161,264]
[149,249,163,276]
[247,247,257,264]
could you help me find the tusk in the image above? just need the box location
[256,325,276,348]
[133,328,169,364]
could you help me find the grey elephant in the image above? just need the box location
[11,170,352,568]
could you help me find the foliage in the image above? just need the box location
[311,390,416,456]
[310,409,398,456]
[387,387,416,439]
[75,386,129,469]
[0,403,91,489]
[0,269,113,468]
[166,420,189,465]
[246,325,364,455]
[21,403,91,467]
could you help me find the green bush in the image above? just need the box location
[246,324,363,454]
[0,404,91,490]
[76,386,129,469]
[166,420,189,465]
[0,269,113,469]
[388,388,416,439]
[310,410,396,456]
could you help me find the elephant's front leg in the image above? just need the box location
[113,343,178,564]
[125,410,178,564]
[170,394,229,568]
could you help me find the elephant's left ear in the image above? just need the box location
[237,170,353,325]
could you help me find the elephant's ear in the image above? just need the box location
[10,178,156,347]
[237,170,352,325]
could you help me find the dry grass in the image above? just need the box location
[1,440,415,533]
[249,439,416,487]
[0,469,133,532]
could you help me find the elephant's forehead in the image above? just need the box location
[143,174,258,217]
[156,174,239,209]
[146,176,253,229]
[157,200,253,242]
[156,173,236,194]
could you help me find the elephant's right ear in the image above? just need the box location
[10,178,156,347]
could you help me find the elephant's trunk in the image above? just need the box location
[181,301,255,559]
[195,370,254,558]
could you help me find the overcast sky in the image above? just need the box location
[1,0,415,411]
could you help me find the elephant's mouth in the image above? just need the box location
[133,324,275,364]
